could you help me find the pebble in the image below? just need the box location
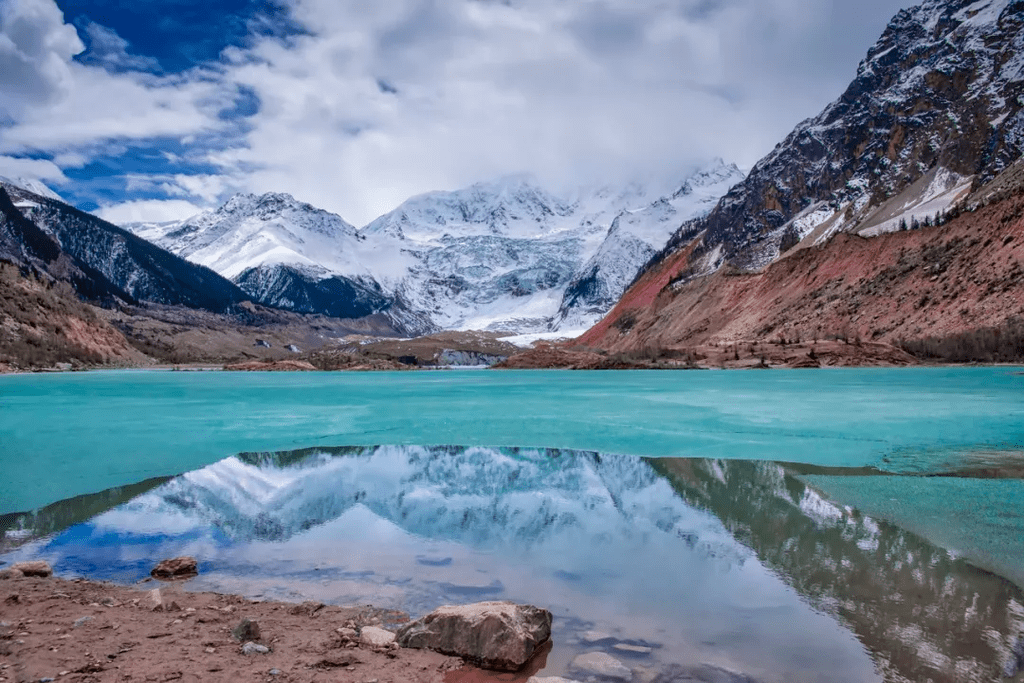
[73,617,93,628]
[241,642,270,655]
[578,630,615,644]
[232,618,261,642]
[613,643,654,655]
[268,669,282,676]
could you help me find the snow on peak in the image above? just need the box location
[0,176,63,202]
[123,164,741,333]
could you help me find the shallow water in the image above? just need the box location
[3,446,1024,683]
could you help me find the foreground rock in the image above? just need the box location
[396,601,552,672]
[151,556,198,580]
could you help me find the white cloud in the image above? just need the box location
[0,0,915,226]
[0,155,67,182]
[77,20,162,73]
[95,198,204,225]
[0,0,83,114]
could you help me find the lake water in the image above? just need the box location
[1,368,1024,682]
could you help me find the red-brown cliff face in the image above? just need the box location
[572,186,1024,364]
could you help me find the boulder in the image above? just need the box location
[395,601,551,672]
[151,556,198,580]
[11,561,53,578]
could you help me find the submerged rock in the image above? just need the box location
[570,652,632,681]
[11,561,53,578]
[151,556,198,580]
[395,601,552,672]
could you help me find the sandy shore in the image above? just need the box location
[0,572,545,683]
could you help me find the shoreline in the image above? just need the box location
[0,571,531,683]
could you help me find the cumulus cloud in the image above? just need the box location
[212,0,913,224]
[95,198,204,224]
[0,0,914,226]
[0,0,83,114]
[0,155,67,182]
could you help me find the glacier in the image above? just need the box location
[123,162,744,335]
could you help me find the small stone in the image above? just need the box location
[73,616,93,628]
[172,619,183,625]
[148,589,164,612]
[570,652,632,681]
[150,557,198,580]
[12,562,52,578]
[232,618,261,642]
[100,597,116,607]
[204,647,216,654]
[336,627,358,640]
[359,626,396,648]
[613,643,653,655]
[579,630,615,644]
[241,642,270,655]
[268,669,282,676]
[39,678,55,682]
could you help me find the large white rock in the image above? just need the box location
[396,601,552,672]
[360,626,396,648]
[570,652,632,681]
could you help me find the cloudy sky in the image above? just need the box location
[0,0,914,226]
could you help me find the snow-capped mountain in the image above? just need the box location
[554,163,745,329]
[0,176,62,202]
[0,181,248,312]
[655,0,1024,277]
[130,193,430,332]
[125,162,743,334]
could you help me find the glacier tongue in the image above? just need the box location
[121,163,743,334]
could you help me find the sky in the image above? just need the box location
[0,0,916,227]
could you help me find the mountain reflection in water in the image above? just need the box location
[2,445,1022,683]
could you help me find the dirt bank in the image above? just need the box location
[0,573,534,683]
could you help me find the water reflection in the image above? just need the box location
[1,446,1021,683]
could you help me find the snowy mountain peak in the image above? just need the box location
[0,176,62,202]
[673,160,744,198]
[364,174,576,242]
[123,163,741,334]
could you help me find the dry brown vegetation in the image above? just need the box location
[0,261,146,370]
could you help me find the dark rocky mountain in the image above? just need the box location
[655,0,1024,278]
[2,183,250,313]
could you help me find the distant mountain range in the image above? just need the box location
[125,162,744,335]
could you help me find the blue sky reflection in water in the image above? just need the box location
[3,445,1024,683]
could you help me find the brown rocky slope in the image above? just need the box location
[502,185,1024,368]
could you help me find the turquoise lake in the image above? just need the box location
[2,367,1024,682]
